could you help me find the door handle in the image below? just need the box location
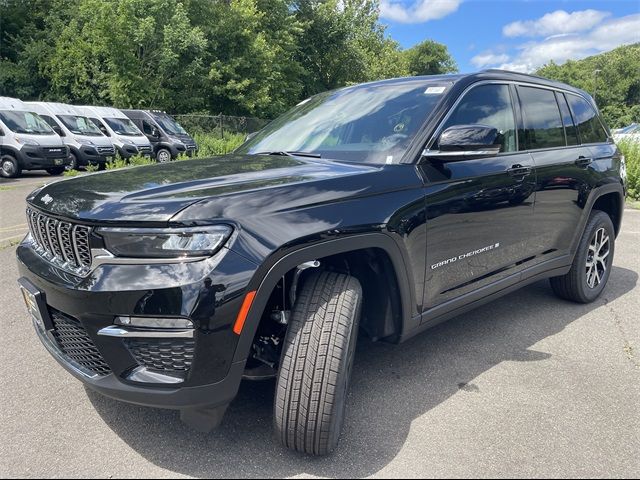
[575,156,592,168]
[507,165,532,177]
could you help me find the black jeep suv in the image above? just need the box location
[17,70,626,456]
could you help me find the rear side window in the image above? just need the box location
[440,84,517,152]
[567,94,608,144]
[556,93,578,146]
[517,86,565,150]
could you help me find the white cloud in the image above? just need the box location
[474,13,640,73]
[471,52,510,68]
[503,9,611,38]
[380,0,462,24]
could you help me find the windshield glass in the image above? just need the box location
[57,115,104,136]
[0,110,54,135]
[104,117,143,136]
[151,113,188,135]
[236,80,448,164]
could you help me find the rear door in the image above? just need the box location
[421,83,537,310]
[518,86,594,260]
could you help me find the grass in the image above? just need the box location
[617,138,640,201]
[0,185,17,191]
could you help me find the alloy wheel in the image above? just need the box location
[586,227,610,288]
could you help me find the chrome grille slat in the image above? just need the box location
[25,208,92,276]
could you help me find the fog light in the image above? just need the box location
[115,316,194,329]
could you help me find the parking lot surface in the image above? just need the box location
[1,173,639,478]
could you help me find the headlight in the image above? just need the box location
[97,225,232,258]
[77,138,95,146]
[15,137,40,146]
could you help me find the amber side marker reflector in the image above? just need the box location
[233,290,257,335]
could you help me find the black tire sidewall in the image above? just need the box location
[157,149,171,163]
[573,211,615,302]
[67,153,78,171]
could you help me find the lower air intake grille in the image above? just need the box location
[125,339,195,373]
[50,310,111,376]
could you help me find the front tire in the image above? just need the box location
[274,270,362,456]
[66,153,78,171]
[0,154,21,178]
[156,148,172,163]
[550,210,615,303]
[46,167,65,176]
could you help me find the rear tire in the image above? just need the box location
[0,154,21,178]
[550,210,615,303]
[274,270,362,456]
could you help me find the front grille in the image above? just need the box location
[137,145,152,154]
[125,339,195,373]
[97,146,115,156]
[50,310,111,376]
[26,207,93,275]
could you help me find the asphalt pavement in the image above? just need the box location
[1,173,639,478]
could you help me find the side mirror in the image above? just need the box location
[151,127,160,138]
[0,127,4,136]
[52,125,64,137]
[424,124,501,161]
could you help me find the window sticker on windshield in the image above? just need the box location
[425,86,447,95]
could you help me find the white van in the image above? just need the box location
[25,102,116,170]
[77,106,153,159]
[0,97,69,178]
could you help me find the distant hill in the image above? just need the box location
[536,43,640,129]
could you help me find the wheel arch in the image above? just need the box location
[231,233,415,364]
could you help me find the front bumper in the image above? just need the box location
[16,145,69,170]
[76,145,116,165]
[16,238,257,410]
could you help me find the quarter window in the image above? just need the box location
[440,84,517,153]
[557,93,578,146]
[518,86,565,150]
[567,94,608,144]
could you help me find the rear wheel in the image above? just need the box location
[274,270,362,456]
[0,154,21,178]
[550,210,615,303]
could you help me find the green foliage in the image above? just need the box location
[192,132,245,157]
[106,154,156,170]
[537,44,640,129]
[0,0,456,117]
[617,139,640,200]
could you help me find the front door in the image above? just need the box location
[420,83,537,310]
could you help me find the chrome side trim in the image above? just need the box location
[33,319,101,380]
[98,325,195,338]
[126,366,184,384]
[91,248,208,267]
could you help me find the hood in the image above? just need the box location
[117,134,151,147]
[21,133,66,147]
[26,154,380,223]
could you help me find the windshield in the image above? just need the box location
[236,80,448,164]
[57,115,104,136]
[0,110,54,135]
[151,113,188,135]
[104,117,143,136]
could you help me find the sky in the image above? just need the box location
[380,0,640,73]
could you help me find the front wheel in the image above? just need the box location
[0,154,21,178]
[550,210,615,303]
[46,167,65,176]
[274,270,362,456]
[66,153,78,171]
[156,148,172,163]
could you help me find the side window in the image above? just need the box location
[566,94,608,144]
[440,84,516,153]
[557,92,578,146]
[40,115,59,129]
[90,118,109,136]
[517,86,565,150]
[142,120,154,135]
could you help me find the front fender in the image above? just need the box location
[230,233,415,364]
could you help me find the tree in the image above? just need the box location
[403,40,457,76]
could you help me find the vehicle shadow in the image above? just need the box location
[87,266,638,478]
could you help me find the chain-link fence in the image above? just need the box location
[172,114,269,138]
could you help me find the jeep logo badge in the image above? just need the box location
[41,194,53,205]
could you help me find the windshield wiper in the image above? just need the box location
[255,150,321,158]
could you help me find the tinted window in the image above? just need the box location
[557,93,578,146]
[440,84,516,152]
[518,86,565,150]
[567,94,608,144]
[142,121,154,135]
[40,115,59,130]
